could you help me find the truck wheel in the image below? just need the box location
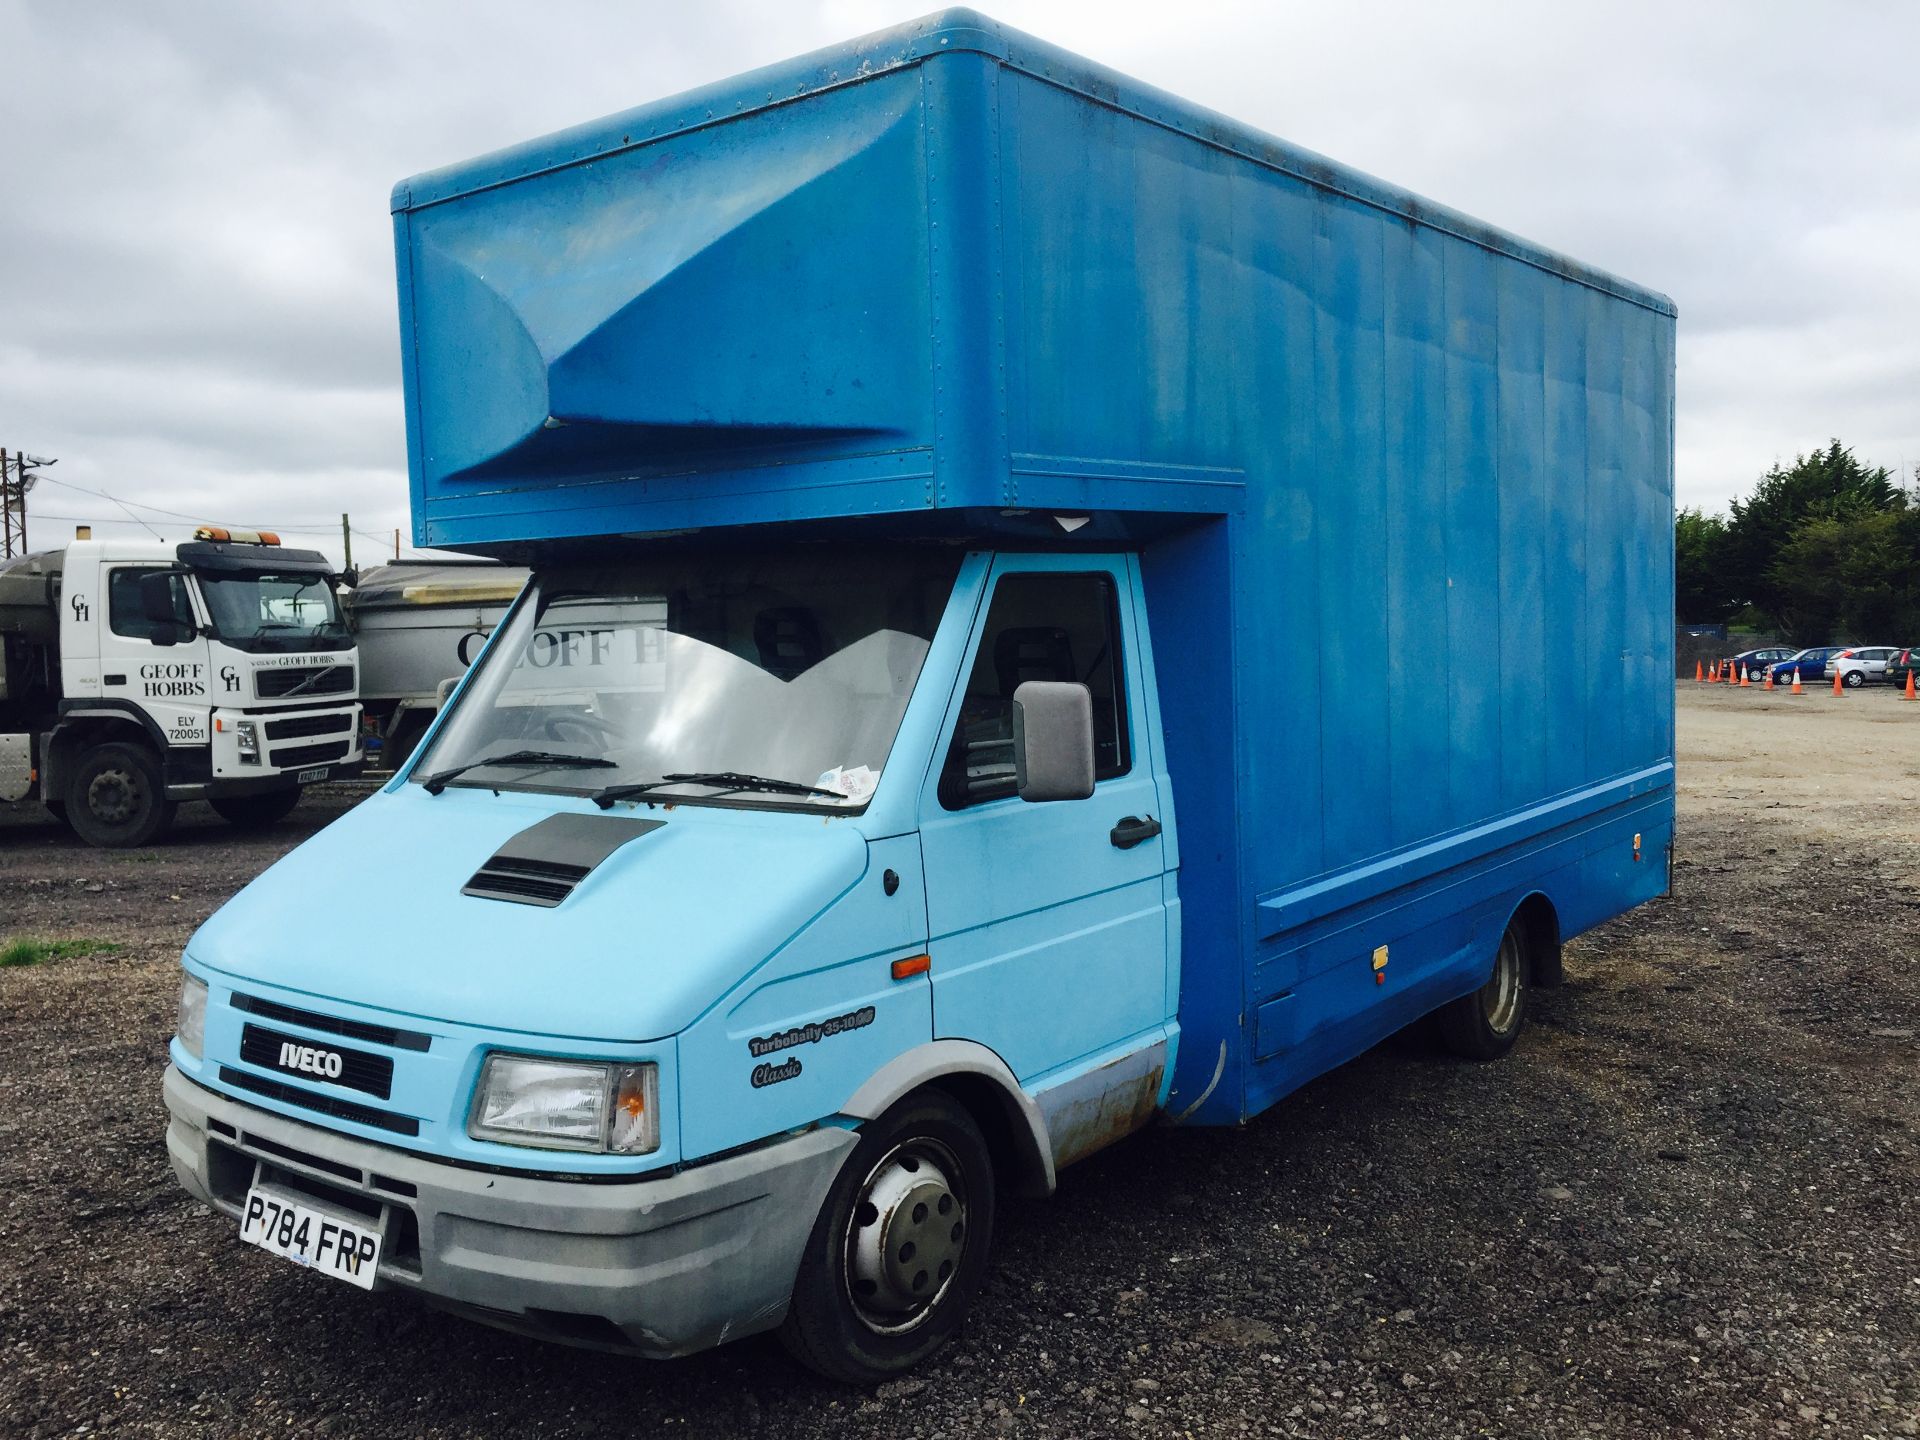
[1438,919,1529,1060]
[780,1090,996,1384]
[65,742,176,848]
[210,787,302,829]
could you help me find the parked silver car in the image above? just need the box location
[1829,646,1901,687]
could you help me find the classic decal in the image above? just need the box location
[747,1005,877,1059]
[750,1058,803,1088]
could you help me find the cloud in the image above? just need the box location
[3,0,1915,563]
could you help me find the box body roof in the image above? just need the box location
[391,7,1674,551]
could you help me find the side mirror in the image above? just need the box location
[138,572,193,645]
[1012,680,1095,802]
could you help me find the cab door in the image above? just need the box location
[99,565,210,745]
[917,555,1173,1084]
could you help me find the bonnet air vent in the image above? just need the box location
[462,813,665,908]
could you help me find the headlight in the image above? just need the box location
[468,1054,659,1155]
[176,974,208,1059]
[235,720,260,762]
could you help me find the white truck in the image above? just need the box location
[0,529,362,846]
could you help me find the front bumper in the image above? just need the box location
[163,1064,855,1357]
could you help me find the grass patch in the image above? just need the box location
[0,937,127,968]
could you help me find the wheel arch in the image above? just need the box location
[841,1040,1055,1198]
[45,709,164,799]
[1508,890,1564,988]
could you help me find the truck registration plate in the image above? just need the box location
[238,1187,382,1290]
[295,766,330,784]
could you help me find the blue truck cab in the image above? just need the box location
[161,11,1676,1382]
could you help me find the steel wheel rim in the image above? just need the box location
[1482,930,1522,1035]
[842,1136,967,1336]
[85,767,139,825]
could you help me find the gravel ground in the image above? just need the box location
[1,688,1916,1439]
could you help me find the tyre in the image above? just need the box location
[1438,918,1529,1061]
[1842,669,1864,688]
[210,787,302,829]
[780,1090,996,1384]
[65,742,176,848]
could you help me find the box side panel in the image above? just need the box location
[397,68,939,549]
[996,73,1675,1122]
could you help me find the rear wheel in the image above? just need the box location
[65,742,175,848]
[210,787,302,829]
[1438,919,1529,1060]
[780,1090,996,1383]
[1843,669,1864,688]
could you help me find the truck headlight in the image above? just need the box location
[468,1054,659,1155]
[235,720,260,763]
[176,974,208,1059]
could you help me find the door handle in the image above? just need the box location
[1110,814,1162,850]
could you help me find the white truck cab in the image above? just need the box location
[0,528,362,845]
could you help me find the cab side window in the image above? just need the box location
[938,572,1130,809]
[107,568,193,642]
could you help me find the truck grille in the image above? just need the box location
[218,1066,419,1137]
[264,713,354,741]
[256,664,354,699]
[231,992,432,1052]
[239,1023,395,1100]
[271,740,352,769]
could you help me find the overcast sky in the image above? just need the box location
[3,0,1915,567]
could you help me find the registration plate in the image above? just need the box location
[295,766,330,784]
[238,1187,382,1290]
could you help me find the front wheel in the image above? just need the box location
[65,742,176,848]
[1438,919,1529,1060]
[210,787,302,829]
[780,1090,996,1384]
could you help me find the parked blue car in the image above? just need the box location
[1768,647,1839,683]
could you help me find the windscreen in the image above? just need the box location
[196,570,350,654]
[410,547,962,809]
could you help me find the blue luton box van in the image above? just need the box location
[162,10,1676,1381]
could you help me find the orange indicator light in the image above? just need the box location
[891,954,932,981]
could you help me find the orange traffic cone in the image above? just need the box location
[1738,665,1751,688]
[1833,667,1845,696]
[1708,661,1720,684]
[1906,671,1917,701]
[1764,667,1775,691]
[1695,660,1705,683]
[1791,668,1803,694]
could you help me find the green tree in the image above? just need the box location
[1721,440,1904,623]
[1674,507,1734,623]
[1767,508,1920,644]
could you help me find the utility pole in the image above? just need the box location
[340,512,353,572]
[0,448,13,558]
[2,448,56,558]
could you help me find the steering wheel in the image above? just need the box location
[541,710,620,747]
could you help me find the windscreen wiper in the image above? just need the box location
[592,771,846,809]
[417,750,616,795]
